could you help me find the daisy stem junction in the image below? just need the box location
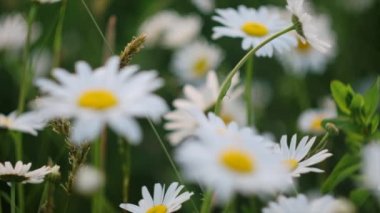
[245,56,254,126]
[214,25,296,115]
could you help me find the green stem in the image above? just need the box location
[37,182,49,212]
[214,25,296,115]
[222,198,235,213]
[52,0,68,68]
[92,139,102,213]
[118,138,131,203]
[200,191,213,213]
[11,183,16,213]
[18,5,37,113]
[10,132,24,213]
[245,56,254,126]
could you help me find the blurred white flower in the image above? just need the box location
[212,5,296,57]
[278,12,336,75]
[164,71,245,145]
[362,142,380,197]
[0,111,46,136]
[286,0,331,53]
[33,0,61,4]
[298,98,337,134]
[263,194,355,213]
[119,182,193,212]
[0,161,55,184]
[139,11,201,49]
[74,165,104,195]
[0,13,40,51]
[34,56,168,144]
[171,39,223,83]
[32,49,52,79]
[175,112,291,203]
[275,134,332,177]
[340,0,375,13]
[191,0,215,14]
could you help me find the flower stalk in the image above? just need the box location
[214,25,296,115]
[245,56,254,126]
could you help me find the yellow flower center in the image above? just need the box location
[311,116,324,132]
[220,149,254,174]
[220,113,234,124]
[146,205,168,213]
[241,22,269,37]
[297,39,311,52]
[193,58,209,77]
[78,89,118,110]
[284,159,299,171]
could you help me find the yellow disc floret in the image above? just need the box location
[241,22,269,37]
[147,205,168,213]
[193,58,209,77]
[78,89,118,110]
[284,159,299,171]
[220,149,254,174]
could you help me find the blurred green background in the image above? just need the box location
[0,0,379,212]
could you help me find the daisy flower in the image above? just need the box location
[286,0,331,53]
[171,40,223,83]
[212,5,296,57]
[33,0,61,4]
[0,111,46,136]
[263,194,355,213]
[139,11,201,49]
[191,0,215,14]
[0,13,40,51]
[175,113,291,203]
[362,142,380,197]
[119,182,193,213]
[298,98,337,135]
[34,56,168,144]
[74,165,104,195]
[164,71,245,145]
[0,161,56,184]
[276,134,332,177]
[278,12,336,75]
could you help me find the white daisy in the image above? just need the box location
[276,134,332,177]
[0,111,46,136]
[34,56,168,144]
[278,13,336,75]
[191,0,215,14]
[74,165,104,195]
[139,11,201,49]
[263,194,355,213]
[0,13,40,51]
[0,161,56,184]
[175,112,291,203]
[286,0,331,53]
[298,98,337,135]
[119,182,193,213]
[362,142,380,197]
[171,39,223,83]
[164,71,245,145]
[33,0,61,4]
[212,5,296,57]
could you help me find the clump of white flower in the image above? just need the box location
[138,11,201,49]
[0,161,57,184]
[73,165,104,195]
[171,39,223,83]
[0,13,40,52]
[362,142,380,198]
[191,0,215,14]
[0,111,46,136]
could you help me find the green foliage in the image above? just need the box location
[327,77,380,146]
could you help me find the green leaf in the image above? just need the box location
[370,115,379,134]
[321,153,361,193]
[363,77,380,119]
[350,188,371,207]
[349,94,365,110]
[331,81,351,115]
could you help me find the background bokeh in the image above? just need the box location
[0,0,379,212]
